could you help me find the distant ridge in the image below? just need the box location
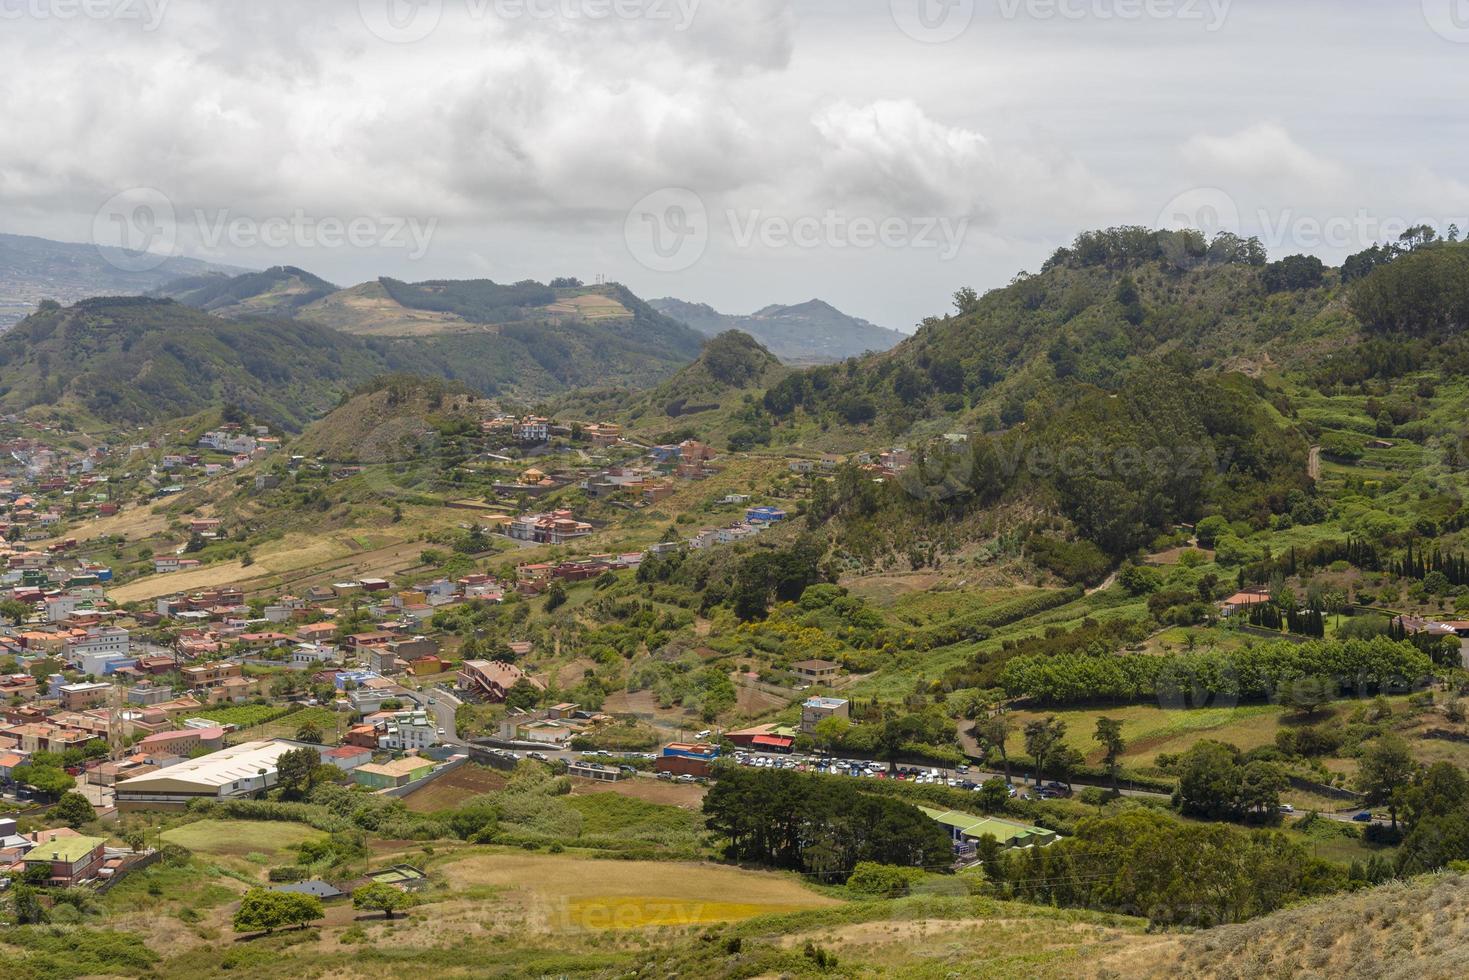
[0,231,249,330]
[650,296,905,364]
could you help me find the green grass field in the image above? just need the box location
[160,819,326,868]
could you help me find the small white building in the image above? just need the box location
[380,710,438,752]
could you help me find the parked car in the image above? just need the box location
[655,771,672,781]
[1352,811,1374,823]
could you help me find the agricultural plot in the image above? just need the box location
[437,852,839,931]
[160,819,326,875]
[402,764,509,812]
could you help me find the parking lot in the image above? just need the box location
[728,750,1060,798]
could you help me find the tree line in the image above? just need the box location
[702,768,953,881]
[999,637,1435,707]
[990,809,1342,926]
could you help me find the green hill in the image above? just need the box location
[757,228,1358,441]
[557,330,790,449]
[1,270,712,430]
[289,374,485,463]
[160,269,706,400]
[154,266,338,318]
[0,296,385,429]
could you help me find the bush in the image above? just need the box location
[1027,536,1111,586]
[846,862,927,898]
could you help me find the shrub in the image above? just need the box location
[846,862,926,898]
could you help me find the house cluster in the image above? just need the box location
[572,441,720,504]
[498,701,611,746]
[506,502,790,591]
[153,424,280,482]
[3,552,115,617]
[515,552,644,592]
[1393,615,1469,640]
[580,464,674,503]
[648,439,719,480]
[0,437,125,537]
[687,505,788,553]
[482,415,624,451]
[790,448,911,482]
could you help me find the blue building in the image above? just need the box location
[661,742,720,762]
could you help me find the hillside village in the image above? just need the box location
[5,232,1469,977]
[12,3,1469,973]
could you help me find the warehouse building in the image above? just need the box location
[115,740,301,812]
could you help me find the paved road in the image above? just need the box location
[402,685,467,746]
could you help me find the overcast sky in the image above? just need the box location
[2,0,1467,328]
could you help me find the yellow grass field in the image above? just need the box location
[108,560,253,602]
[105,519,447,602]
[548,293,632,320]
[438,852,839,931]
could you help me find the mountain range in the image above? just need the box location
[0,232,246,330]
[649,296,905,364]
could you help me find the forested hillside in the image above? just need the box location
[0,297,386,429]
[154,266,338,318]
[156,269,708,400]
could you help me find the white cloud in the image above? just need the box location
[1180,122,1350,193]
[0,1,1463,326]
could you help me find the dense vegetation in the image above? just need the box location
[0,298,386,428]
[994,809,1341,926]
[158,266,338,315]
[999,636,1435,707]
[703,768,953,880]
[377,277,558,323]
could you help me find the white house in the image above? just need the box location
[379,710,438,751]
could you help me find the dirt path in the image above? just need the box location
[1308,445,1322,481]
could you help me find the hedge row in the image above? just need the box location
[1000,636,1436,707]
